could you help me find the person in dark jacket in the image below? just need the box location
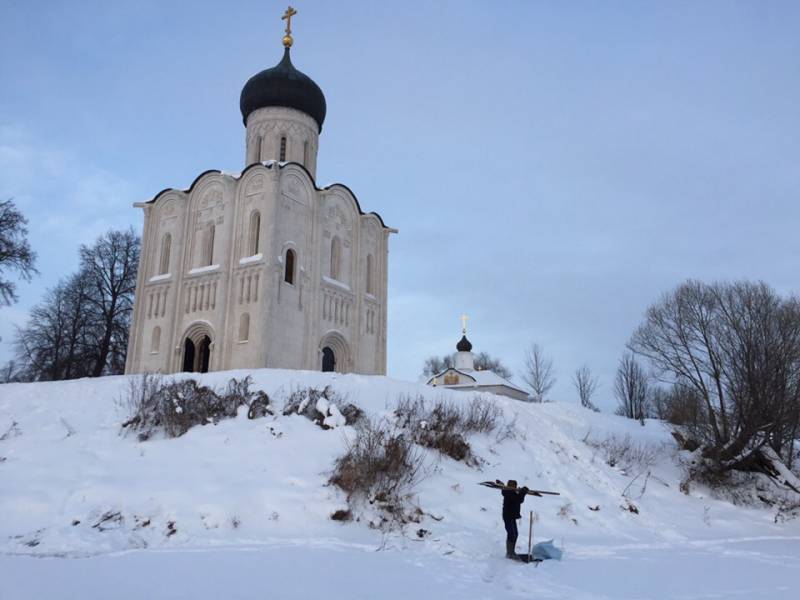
[501,479,529,559]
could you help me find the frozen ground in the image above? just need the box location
[1,369,799,599]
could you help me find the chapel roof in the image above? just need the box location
[239,47,327,131]
[456,335,473,352]
[427,367,529,396]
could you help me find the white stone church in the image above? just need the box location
[125,12,394,375]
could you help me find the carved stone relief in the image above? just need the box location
[245,175,264,196]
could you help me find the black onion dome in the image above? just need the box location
[456,335,473,352]
[240,47,327,131]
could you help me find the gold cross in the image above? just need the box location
[460,313,469,335]
[281,6,298,47]
[282,6,297,33]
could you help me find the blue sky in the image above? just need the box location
[1,1,799,409]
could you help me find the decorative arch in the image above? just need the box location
[203,224,216,266]
[330,236,341,280]
[151,326,161,354]
[366,253,374,295]
[319,331,351,373]
[181,321,215,373]
[324,186,363,223]
[159,233,171,275]
[248,210,261,256]
[239,313,250,342]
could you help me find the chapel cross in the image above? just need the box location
[461,313,469,335]
[282,6,298,47]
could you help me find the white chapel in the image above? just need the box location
[125,8,394,376]
[427,319,530,402]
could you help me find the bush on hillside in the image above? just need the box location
[394,395,501,464]
[120,374,273,440]
[582,431,664,475]
[329,419,426,526]
[282,386,363,430]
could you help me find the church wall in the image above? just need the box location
[127,164,391,377]
[261,165,313,370]
[352,215,385,374]
[245,107,319,177]
[314,189,364,372]
[221,166,276,370]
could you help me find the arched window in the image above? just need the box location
[279,136,287,162]
[249,211,261,256]
[204,224,215,266]
[330,236,341,280]
[151,326,161,353]
[366,254,374,295]
[239,313,250,342]
[255,135,262,162]
[284,248,295,284]
[159,233,171,275]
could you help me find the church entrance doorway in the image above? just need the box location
[182,338,195,372]
[180,322,214,373]
[183,335,212,373]
[321,347,335,372]
[198,336,211,373]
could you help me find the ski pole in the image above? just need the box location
[528,511,533,561]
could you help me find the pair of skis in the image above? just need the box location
[478,479,560,497]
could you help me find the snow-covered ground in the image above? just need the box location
[1,369,799,599]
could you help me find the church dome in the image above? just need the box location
[240,47,327,131]
[456,335,473,352]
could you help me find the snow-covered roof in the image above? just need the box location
[428,368,529,396]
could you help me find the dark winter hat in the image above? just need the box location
[507,480,518,488]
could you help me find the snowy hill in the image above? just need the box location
[1,370,799,599]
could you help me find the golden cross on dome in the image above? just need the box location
[282,6,298,48]
[460,313,469,335]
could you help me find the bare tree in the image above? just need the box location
[422,351,512,379]
[521,343,556,402]
[629,279,800,472]
[472,352,512,379]
[0,199,37,305]
[79,228,140,376]
[12,228,140,381]
[614,354,649,425]
[650,382,704,427]
[573,364,599,411]
[14,275,94,381]
[0,360,19,383]
[422,355,453,377]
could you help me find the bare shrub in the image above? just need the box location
[393,395,501,463]
[583,431,662,474]
[330,509,353,522]
[329,419,426,511]
[463,398,503,433]
[121,374,272,440]
[573,365,600,412]
[283,385,362,429]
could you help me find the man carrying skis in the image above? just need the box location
[502,479,529,559]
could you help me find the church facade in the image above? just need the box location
[125,12,394,376]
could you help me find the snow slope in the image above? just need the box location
[1,369,799,599]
